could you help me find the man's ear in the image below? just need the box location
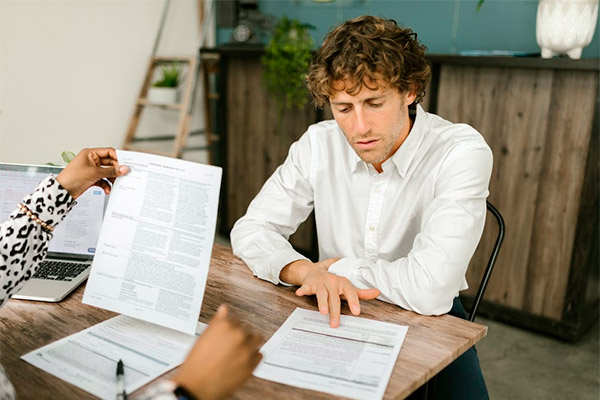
[405,89,417,106]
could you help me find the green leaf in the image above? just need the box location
[476,0,485,12]
[61,151,76,164]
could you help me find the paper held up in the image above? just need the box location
[83,150,222,335]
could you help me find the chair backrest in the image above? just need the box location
[469,201,505,322]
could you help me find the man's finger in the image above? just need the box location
[316,287,328,314]
[295,284,311,296]
[357,288,380,300]
[342,286,361,315]
[328,288,341,328]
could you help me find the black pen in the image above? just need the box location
[116,359,127,400]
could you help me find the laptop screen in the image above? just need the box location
[0,163,106,257]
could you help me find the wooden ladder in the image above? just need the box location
[122,56,197,158]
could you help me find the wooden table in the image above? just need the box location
[0,245,487,399]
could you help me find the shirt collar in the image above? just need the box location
[349,141,363,173]
[347,104,428,176]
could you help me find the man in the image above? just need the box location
[231,16,491,399]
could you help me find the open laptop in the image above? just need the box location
[0,163,106,302]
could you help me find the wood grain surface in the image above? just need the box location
[0,245,486,400]
[437,65,598,320]
[225,57,318,252]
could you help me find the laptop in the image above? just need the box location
[0,163,106,302]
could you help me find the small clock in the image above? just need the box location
[232,23,253,43]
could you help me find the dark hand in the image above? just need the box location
[56,147,129,199]
[172,305,263,400]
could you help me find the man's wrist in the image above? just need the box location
[280,259,312,285]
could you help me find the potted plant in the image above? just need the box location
[261,16,314,124]
[148,63,182,104]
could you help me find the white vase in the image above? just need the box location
[147,87,179,104]
[536,0,599,59]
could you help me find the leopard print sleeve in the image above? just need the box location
[0,175,76,308]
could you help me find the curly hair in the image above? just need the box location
[307,16,431,108]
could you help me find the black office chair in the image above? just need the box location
[414,201,505,400]
[468,200,505,321]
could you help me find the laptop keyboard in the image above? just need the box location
[33,261,89,282]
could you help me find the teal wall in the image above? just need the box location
[217,0,600,58]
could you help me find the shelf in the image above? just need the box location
[137,99,183,110]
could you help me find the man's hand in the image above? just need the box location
[56,147,129,199]
[280,259,380,328]
[172,305,263,400]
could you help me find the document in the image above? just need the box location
[22,315,206,400]
[83,151,222,335]
[254,308,408,400]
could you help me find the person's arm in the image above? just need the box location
[230,132,316,285]
[0,148,128,307]
[231,131,381,328]
[328,147,493,315]
[0,176,76,307]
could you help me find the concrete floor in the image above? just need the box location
[477,317,599,400]
[215,235,599,399]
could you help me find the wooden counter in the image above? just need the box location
[428,56,599,342]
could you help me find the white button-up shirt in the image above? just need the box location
[231,105,493,315]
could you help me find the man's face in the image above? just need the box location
[330,81,416,170]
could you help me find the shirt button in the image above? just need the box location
[375,188,381,193]
[369,226,375,231]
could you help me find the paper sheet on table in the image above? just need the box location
[253,308,408,400]
[21,315,206,400]
[82,150,222,335]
